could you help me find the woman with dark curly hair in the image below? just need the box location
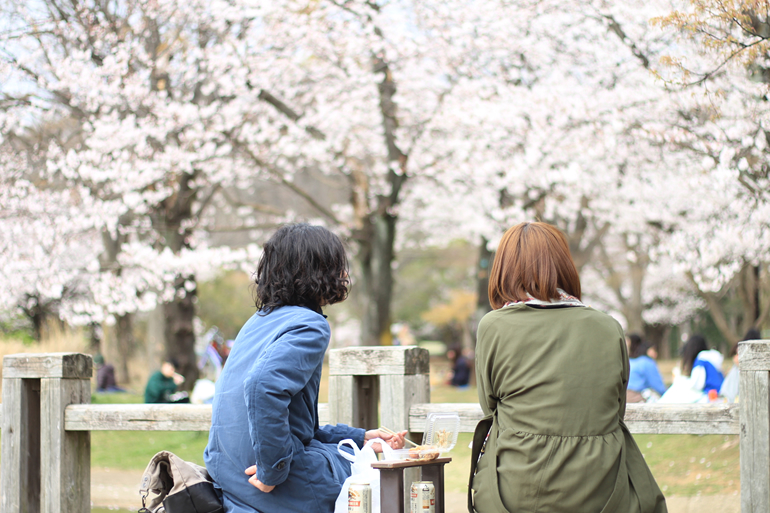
[204,224,405,513]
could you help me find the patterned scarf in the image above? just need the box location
[503,287,585,308]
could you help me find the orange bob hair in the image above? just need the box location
[488,222,581,309]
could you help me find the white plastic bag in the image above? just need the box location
[333,438,394,513]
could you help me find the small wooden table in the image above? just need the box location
[371,457,452,513]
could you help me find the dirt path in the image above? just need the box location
[91,468,143,510]
[91,469,739,513]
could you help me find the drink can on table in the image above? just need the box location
[410,481,435,513]
[348,481,372,513]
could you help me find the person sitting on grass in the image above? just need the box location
[720,328,760,403]
[94,353,127,393]
[447,346,471,388]
[144,359,189,403]
[626,333,667,403]
[659,334,724,404]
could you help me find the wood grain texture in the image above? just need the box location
[408,403,740,435]
[64,403,330,431]
[380,374,430,433]
[65,403,213,431]
[329,346,429,376]
[371,457,452,469]
[62,401,740,435]
[1,378,41,513]
[328,375,355,426]
[319,403,329,425]
[327,375,379,428]
[738,340,770,371]
[3,353,92,379]
[41,378,91,513]
[740,370,770,513]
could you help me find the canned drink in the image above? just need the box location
[348,481,372,513]
[410,481,435,512]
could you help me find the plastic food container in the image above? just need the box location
[390,447,442,461]
[385,412,460,461]
[422,412,460,452]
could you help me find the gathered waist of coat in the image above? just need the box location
[496,417,623,440]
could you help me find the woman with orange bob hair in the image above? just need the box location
[469,222,666,513]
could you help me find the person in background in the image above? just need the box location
[682,334,724,395]
[448,346,471,388]
[626,333,667,403]
[659,334,724,403]
[720,328,761,403]
[94,353,127,393]
[144,359,188,403]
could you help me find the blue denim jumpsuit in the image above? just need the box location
[204,306,364,512]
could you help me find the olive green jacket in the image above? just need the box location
[469,304,667,513]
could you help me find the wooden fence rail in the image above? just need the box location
[1,342,769,513]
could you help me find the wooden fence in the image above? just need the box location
[1,342,769,513]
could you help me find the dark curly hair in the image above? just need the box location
[255,223,349,314]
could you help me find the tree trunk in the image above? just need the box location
[163,274,198,391]
[99,225,135,380]
[155,172,200,389]
[476,238,493,314]
[688,272,741,347]
[472,237,493,346]
[113,313,133,384]
[358,214,397,346]
[623,256,646,334]
[738,264,761,336]
[352,54,407,346]
[88,322,102,353]
[25,296,46,341]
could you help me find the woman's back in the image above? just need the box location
[476,304,624,437]
[473,304,666,513]
[470,221,665,513]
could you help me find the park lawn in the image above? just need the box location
[86,362,740,507]
[90,392,209,468]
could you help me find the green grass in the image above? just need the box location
[633,433,740,496]
[91,392,209,469]
[92,430,209,468]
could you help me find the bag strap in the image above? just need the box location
[467,413,494,513]
[337,439,360,462]
[367,437,396,460]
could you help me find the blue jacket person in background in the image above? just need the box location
[626,333,667,402]
[204,224,405,513]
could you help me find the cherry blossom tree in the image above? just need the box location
[3,0,767,360]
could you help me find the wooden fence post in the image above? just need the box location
[329,346,430,513]
[738,340,770,513]
[1,353,92,513]
[328,346,430,434]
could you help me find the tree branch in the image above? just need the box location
[686,272,740,345]
[251,88,326,141]
[600,13,650,69]
[218,187,284,216]
[228,137,342,224]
